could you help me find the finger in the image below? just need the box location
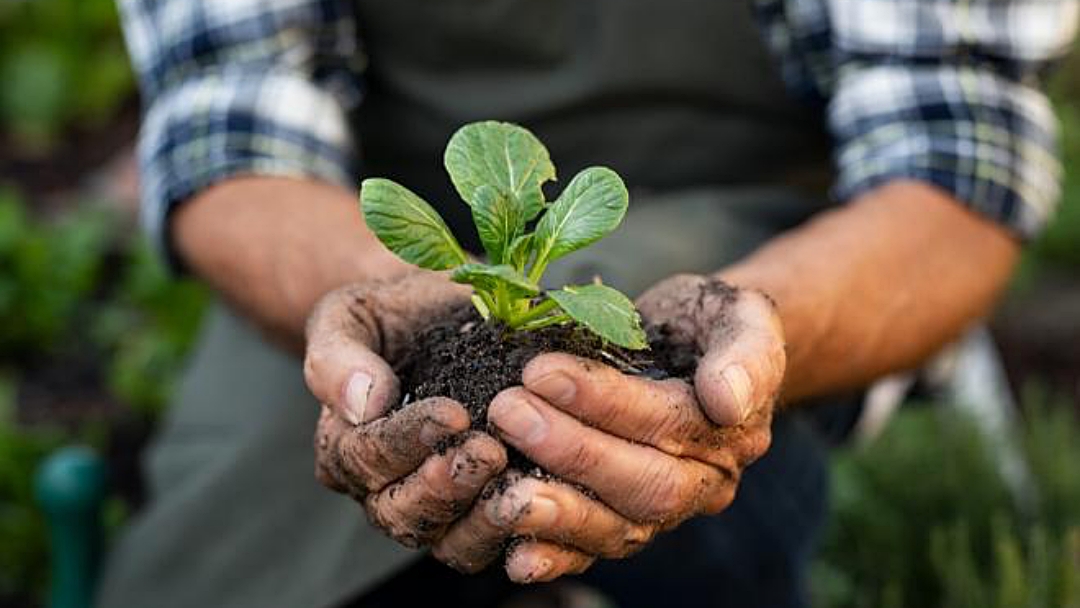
[335,397,470,493]
[505,541,595,584]
[478,473,655,557]
[432,470,527,573]
[496,476,654,557]
[432,469,650,573]
[694,290,786,427]
[305,286,400,424]
[365,432,507,547]
[488,388,734,523]
[315,405,351,493]
[522,353,733,466]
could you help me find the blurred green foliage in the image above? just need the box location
[91,238,211,414]
[813,395,1080,608]
[0,188,207,605]
[0,190,113,355]
[0,188,208,415]
[0,0,134,149]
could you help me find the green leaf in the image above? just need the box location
[470,185,520,265]
[0,44,70,143]
[444,121,556,222]
[532,167,628,269]
[361,178,468,271]
[451,263,540,299]
[507,233,534,270]
[549,284,647,350]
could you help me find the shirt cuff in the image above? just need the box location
[829,64,1063,240]
[137,68,357,270]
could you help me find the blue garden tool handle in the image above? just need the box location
[35,446,106,608]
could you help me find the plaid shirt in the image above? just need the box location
[119,0,1078,259]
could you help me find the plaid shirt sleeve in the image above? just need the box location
[756,0,1079,239]
[118,0,364,265]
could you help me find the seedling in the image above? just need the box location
[361,121,647,350]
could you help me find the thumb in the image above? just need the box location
[694,290,786,427]
[304,286,401,425]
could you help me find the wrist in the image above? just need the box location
[715,181,1019,403]
[716,263,819,403]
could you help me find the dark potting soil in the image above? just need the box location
[394,305,698,469]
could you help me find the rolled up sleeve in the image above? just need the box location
[118,0,364,265]
[826,0,1079,239]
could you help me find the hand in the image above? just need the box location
[430,274,785,582]
[304,273,509,547]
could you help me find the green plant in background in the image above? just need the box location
[92,240,209,415]
[0,188,208,415]
[362,121,648,349]
[0,0,133,149]
[0,186,209,606]
[1018,386,1080,543]
[923,517,1080,608]
[813,397,1080,608]
[813,407,1010,608]
[0,189,114,356]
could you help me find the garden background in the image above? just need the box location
[0,1,1077,607]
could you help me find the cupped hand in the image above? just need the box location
[431,274,785,582]
[304,273,509,547]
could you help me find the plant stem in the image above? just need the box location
[494,284,511,321]
[512,299,531,316]
[508,297,559,328]
[527,257,548,285]
[478,291,497,318]
[517,313,570,332]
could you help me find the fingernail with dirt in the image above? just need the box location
[721,365,752,423]
[527,557,553,582]
[529,372,576,406]
[419,419,454,448]
[344,371,373,425]
[490,488,530,526]
[449,450,491,487]
[490,396,548,445]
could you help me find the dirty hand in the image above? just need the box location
[430,274,784,582]
[304,273,508,548]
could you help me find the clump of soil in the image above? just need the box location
[394,305,698,468]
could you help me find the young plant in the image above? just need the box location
[360,121,648,350]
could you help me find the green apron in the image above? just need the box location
[97,2,833,607]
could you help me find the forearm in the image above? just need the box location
[173,176,416,351]
[719,180,1020,403]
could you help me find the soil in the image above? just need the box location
[394,305,698,469]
